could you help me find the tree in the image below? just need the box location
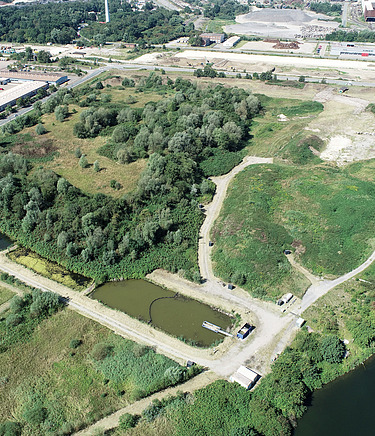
[93,160,100,172]
[95,81,104,89]
[299,75,306,83]
[74,147,82,158]
[79,155,89,168]
[35,123,47,135]
[37,50,51,63]
[57,177,70,195]
[57,231,69,249]
[164,366,184,385]
[54,105,68,122]
[320,335,346,363]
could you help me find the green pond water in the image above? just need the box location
[0,232,12,251]
[92,280,233,347]
[295,354,375,436]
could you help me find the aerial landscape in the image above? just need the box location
[0,0,375,435]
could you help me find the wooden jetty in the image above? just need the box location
[202,321,233,337]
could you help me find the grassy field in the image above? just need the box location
[212,162,375,299]
[0,286,14,305]
[247,95,324,157]
[203,18,235,33]
[8,247,90,291]
[0,308,191,435]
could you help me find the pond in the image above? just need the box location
[295,355,375,436]
[0,232,12,251]
[91,280,233,348]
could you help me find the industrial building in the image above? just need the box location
[0,70,68,85]
[0,81,48,112]
[200,33,225,46]
[330,42,375,58]
[230,366,260,389]
[222,36,241,48]
[362,0,375,21]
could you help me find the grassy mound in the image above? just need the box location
[212,163,375,299]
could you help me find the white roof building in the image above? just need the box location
[223,36,241,48]
[0,81,48,111]
[230,366,260,389]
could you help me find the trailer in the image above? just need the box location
[277,292,293,306]
[237,323,254,339]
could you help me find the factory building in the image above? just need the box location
[0,70,68,85]
[199,33,225,46]
[362,0,375,21]
[0,81,48,112]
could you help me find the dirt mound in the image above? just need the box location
[241,9,315,23]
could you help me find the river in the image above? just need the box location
[92,280,233,347]
[295,355,375,436]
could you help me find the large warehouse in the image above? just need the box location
[0,70,68,85]
[0,81,48,111]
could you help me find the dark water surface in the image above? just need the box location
[295,355,375,436]
[0,232,12,251]
[92,280,232,347]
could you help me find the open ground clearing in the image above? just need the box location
[0,285,14,305]
[170,50,375,82]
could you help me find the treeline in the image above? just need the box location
[0,74,260,283]
[203,0,249,20]
[326,30,375,43]
[0,0,193,45]
[310,2,342,15]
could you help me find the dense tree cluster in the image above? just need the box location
[203,0,249,20]
[0,0,193,45]
[325,30,375,43]
[92,74,259,174]
[310,2,342,15]
[0,75,259,282]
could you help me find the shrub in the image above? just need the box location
[69,339,82,349]
[119,413,138,430]
[91,343,114,361]
[79,155,89,168]
[164,366,184,385]
[93,160,100,172]
[35,124,47,135]
[6,313,23,327]
[23,403,48,426]
[0,421,22,436]
[142,399,163,422]
[74,147,82,158]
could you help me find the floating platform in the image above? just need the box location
[202,321,233,337]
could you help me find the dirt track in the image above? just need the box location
[75,371,219,436]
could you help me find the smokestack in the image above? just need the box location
[105,0,110,23]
